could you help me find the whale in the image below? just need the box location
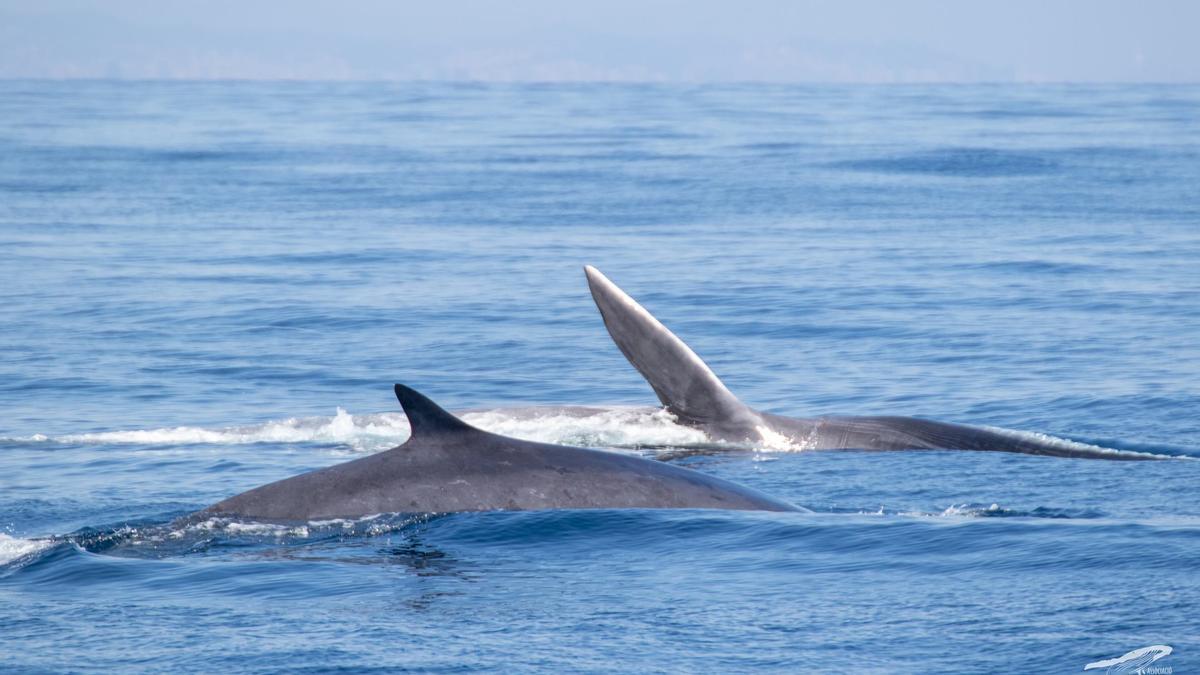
[584,265,1162,461]
[197,384,800,520]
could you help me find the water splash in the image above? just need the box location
[460,407,708,448]
[34,407,404,453]
[0,533,53,566]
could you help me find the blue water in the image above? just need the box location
[2,81,1199,673]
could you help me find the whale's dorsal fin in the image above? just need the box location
[584,266,762,436]
[393,384,476,437]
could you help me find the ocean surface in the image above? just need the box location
[1,81,1198,673]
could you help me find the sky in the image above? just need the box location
[1,0,1197,83]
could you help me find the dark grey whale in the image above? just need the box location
[199,384,800,520]
[584,265,1161,461]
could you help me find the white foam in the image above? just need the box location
[159,513,419,542]
[0,533,53,565]
[15,406,710,454]
[885,502,1015,518]
[26,408,412,453]
[939,502,1002,517]
[18,409,1163,460]
[173,517,311,538]
[460,407,708,449]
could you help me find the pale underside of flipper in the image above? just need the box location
[583,265,766,441]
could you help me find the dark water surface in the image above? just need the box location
[1,82,1199,673]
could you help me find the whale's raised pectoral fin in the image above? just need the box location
[584,266,764,440]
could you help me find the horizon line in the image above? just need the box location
[2,77,1198,86]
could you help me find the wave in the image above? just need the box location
[831,147,1058,177]
[0,513,439,569]
[927,503,1106,519]
[58,513,439,560]
[852,503,1108,519]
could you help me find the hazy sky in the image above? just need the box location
[2,0,1197,82]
